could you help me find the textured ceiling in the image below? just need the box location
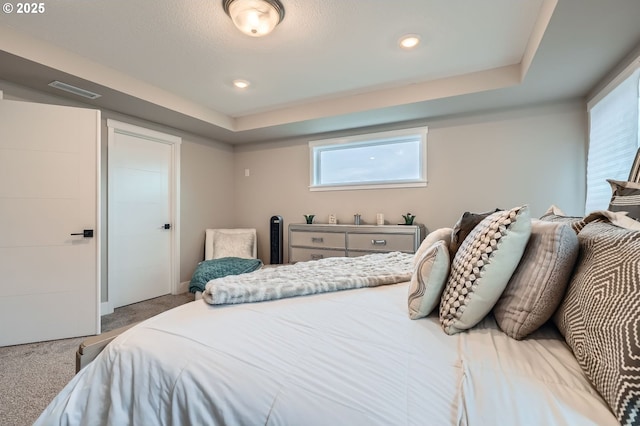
[1,0,640,144]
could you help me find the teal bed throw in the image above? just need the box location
[189,257,263,293]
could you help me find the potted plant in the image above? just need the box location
[402,213,416,225]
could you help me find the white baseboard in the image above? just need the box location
[101,301,114,316]
[103,282,189,315]
[175,281,190,294]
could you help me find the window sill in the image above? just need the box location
[309,181,427,192]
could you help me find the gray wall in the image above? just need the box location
[179,137,235,282]
[234,101,587,263]
[1,80,588,294]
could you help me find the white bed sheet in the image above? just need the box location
[36,283,616,426]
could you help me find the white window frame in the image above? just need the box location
[309,126,428,191]
[585,59,640,212]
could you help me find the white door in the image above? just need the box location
[108,120,180,309]
[0,99,100,346]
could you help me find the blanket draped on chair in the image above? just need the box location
[189,257,263,293]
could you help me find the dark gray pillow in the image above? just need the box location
[554,221,640,424]
[449,208,500,257]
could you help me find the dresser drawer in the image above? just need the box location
[347,233,416,253]
[289,231,345,249]
[289,247,347,263]
[288,224,423,263]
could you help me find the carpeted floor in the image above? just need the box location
[0,293,193,426]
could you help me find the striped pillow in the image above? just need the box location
[607,179,640,221]
[493,220,578,340]
[408,240,450,319]
[554,221,640,424]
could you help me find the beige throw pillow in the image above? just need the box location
[493,220,578,340]
[408,240,450,319]
[439,205,532,335]
[539,208,586,234]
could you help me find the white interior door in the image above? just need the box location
[0,99,100,346]
[108,121,180,309]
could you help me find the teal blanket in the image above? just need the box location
[189,257,263,293]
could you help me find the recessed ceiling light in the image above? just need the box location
[233,79,250,89]
[399,34,421,50]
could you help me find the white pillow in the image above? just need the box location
[439,205,532,335]
[213,231,255,259]
[413,228,453,267]
[408,240,450,319]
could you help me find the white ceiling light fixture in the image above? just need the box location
[399,34,421,50]
[233,79,251,89]
[223,0,285,37]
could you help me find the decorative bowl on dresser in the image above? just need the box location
[288,223,425,263]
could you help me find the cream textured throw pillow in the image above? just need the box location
[408,240,450,319]
[213,231,255,259]
[439,205,531,335]
[493,220,578,340]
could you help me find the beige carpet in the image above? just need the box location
[0,293,193,426]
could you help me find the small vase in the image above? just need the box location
[304,214,315,224]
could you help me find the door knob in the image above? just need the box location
[163,224,171,230]
[70,229,94,238]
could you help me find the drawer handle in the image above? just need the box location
[311,237,324,243]
[310,253,324,260]
[372,239,387,246]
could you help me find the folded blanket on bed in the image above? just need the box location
[202,251,414,305]
[189,257,263,293]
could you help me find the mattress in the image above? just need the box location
[35,282,616,425]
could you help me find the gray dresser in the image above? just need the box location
[288,224,425,263]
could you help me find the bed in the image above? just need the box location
[35,206,639,426]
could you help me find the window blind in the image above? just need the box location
[585,68,640,213]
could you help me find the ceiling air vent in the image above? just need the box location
[48,80,102,100]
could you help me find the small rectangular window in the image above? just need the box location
[309,126,428,191]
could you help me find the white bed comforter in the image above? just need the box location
[35,283,616,426]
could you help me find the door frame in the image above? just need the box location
[106,119,181,312]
